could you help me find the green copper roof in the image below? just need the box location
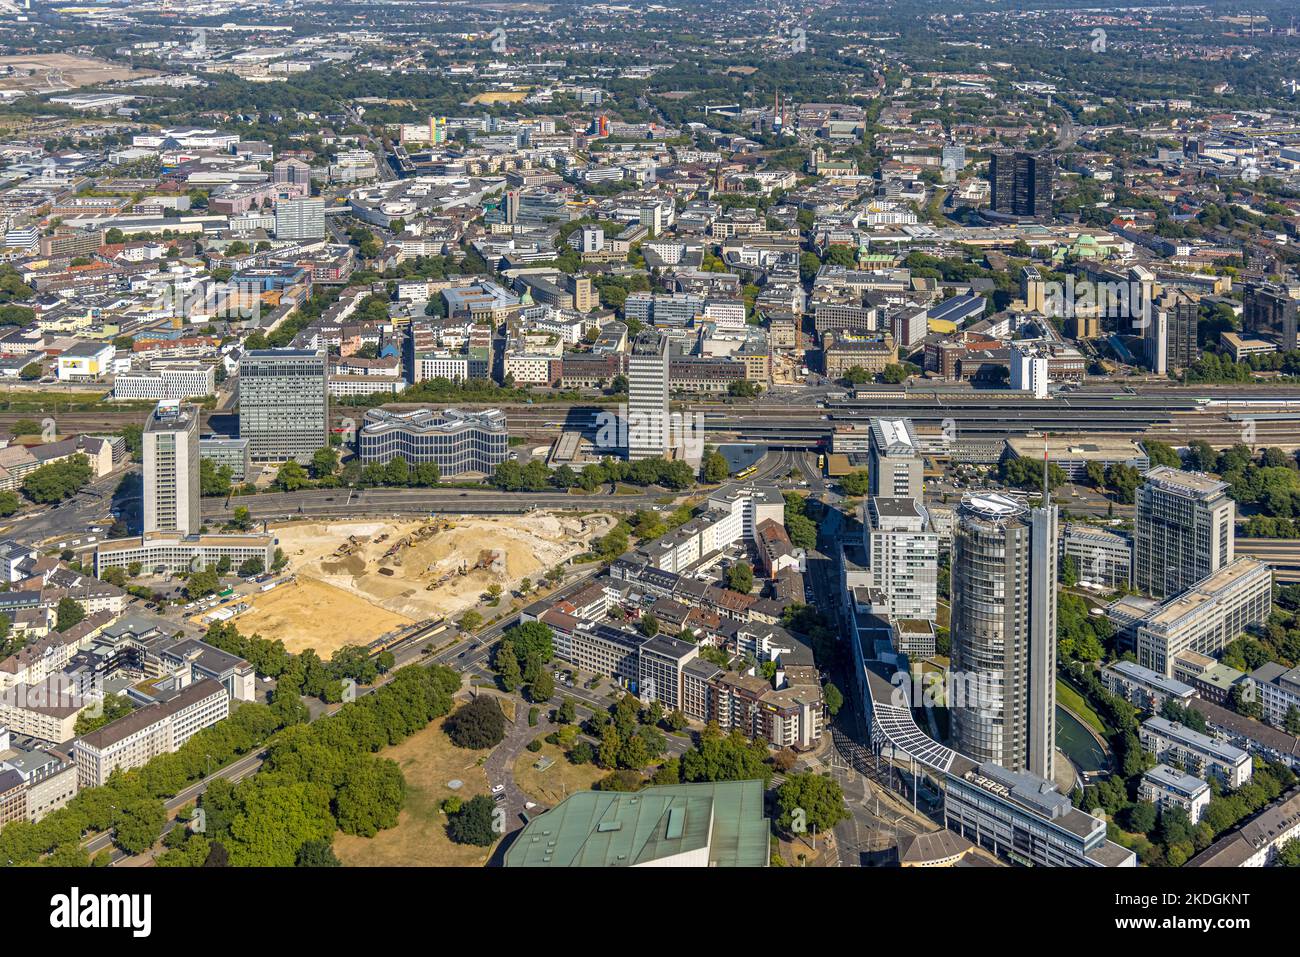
[503,780,770,867]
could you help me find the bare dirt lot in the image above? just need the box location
[0,54,149,93]
[229,577,414,656]
[231,512,614,654]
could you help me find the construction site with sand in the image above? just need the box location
[229,511,615,655]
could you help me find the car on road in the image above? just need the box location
[491,784,505,794]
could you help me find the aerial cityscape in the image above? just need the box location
[0,0,1298,901]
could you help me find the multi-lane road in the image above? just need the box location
[200,485,673,523]
[1234,539,1300,583]
[0,466,138,547]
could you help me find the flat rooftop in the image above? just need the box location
[1141,465,1229,499]
[1007,434,1145,461]
[1142,558,1269,630]
[145,399,197,433]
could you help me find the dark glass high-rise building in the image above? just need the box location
[1243,281,1299,351]
[1147,289,1200,374]
[990,150,1054,221]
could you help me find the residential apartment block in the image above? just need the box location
[1139,764,1211,825]
[1139,716,1253,788]
[1100,660,1196,714]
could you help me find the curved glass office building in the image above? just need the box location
[950,492,1057,780]
[358,407,508,476]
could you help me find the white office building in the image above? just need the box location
[1010,343,1051,398]
[112,361,216,401]
[143,400,201,538]
[274,197,326,240]
[627,330,670,460]
[1134,558,1272,677]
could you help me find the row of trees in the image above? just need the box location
[1185,348,1300,384]
[491,455,696,493]
[783,492,818,551]
[1195,443,1300,520]
[0,695,289,866]
[204,621,394,704]
[159,664,462,866]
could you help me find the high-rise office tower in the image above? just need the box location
[1243,281,1299,350]
[1147,289,1199,375]
[1021,266,1046,313]
[272,159,312,190]
[989,150,1054,221]
[238,348,329,464]
[627,330,670,461]
[143,399,200,537]
[1010,343,1050,399]
[1134,466,1235,599]
[868,418,924,499]
[274,197,326,240]
[951,491,1058,780]
[502,189,520,225]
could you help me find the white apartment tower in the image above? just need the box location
[143,399,201,537]
[865,497,938,621]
